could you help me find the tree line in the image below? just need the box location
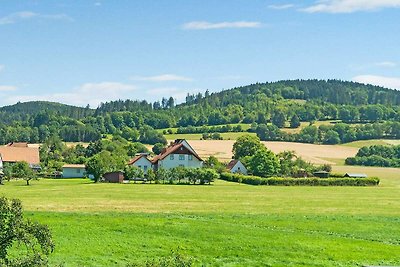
[0,79,399,145]
[345,144,400,167]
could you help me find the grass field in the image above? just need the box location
[1,173,399,266]
[2,138,400,266]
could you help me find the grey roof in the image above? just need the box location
[344,173,367,178]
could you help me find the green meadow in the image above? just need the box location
[1,166,400,266]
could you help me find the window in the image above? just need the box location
[170,155,174,160]
[179,164,184,167]
[76,169,81,173]
[179,155,185,160]
[138,165,142,169]
[144,166,148,171]
[188,155,193,161]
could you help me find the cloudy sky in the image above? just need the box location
[0,0,399,107]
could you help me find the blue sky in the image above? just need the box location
[0,0,399,107]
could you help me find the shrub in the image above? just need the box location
[219,173,379,186]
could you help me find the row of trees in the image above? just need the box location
[232,135,330,177]
[345,145,400,167]
[1,80,399,145]
[255,121,400,145]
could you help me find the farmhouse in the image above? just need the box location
[151,139,203,170]
[127,139,203,171]
[0,143,40,168]
[128,153,152,173]
[62,164,86,178]
[227,159,247,175]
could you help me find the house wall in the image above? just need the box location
[62,167,86,178]
[230,161,247,175]
[158,153,202,169]
[131,157,152,173]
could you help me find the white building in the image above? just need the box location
[227,160,247,175]
[128,139,203,171]
[0,154,3,171]
[128,153,153,173]
[152,139,203,170]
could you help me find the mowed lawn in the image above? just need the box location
[1,169,400,266]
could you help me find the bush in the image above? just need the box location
[220,172,379,186]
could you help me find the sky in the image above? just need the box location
[0,0,399,107]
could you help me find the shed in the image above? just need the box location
[313,171,330,178]
[344,173,367,178]
[227,160,248,175]
[104,171,125,183]
[62,164,86,178]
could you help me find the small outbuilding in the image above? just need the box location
[227,160,248,175]
[62,164,86,178]
[313,171,330,178]
[344,173,367,178]
[104,171,125,183]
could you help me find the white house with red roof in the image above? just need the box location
[227,159,247,175]
[128,153,153,173]
[128,139,203,171]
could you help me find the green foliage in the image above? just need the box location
[247,148,281,177]
[124,165,144,181]
[9,161,36,186]
[152,143,165,155]
[232,135,264,159]
[220,173,380,186]
[0,197,54,266]
[345,145,400,167]
[290,114,301,128]
[271,110,286,128]
[85,151,126,182]
[2,80,399,146]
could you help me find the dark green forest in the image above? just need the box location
[1,79,399,145]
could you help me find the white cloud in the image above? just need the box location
[4,82,136,107]
[0,85,17,91]
[302,0,400,13]
[94,2,102,6]
[353,75,400,90]
[0,11,73,25]
[375,61,397,68]
[131,74,193,82]
[268,4,295,10]
[0,65,4,72]
[183,21,262,30]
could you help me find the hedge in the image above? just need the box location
[220,172,380,186]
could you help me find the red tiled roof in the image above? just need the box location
[128,154,151,165]
[227,160,239,170]
[0,146,40,165]
[152,141,202,163]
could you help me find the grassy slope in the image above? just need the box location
[2,172,400,266]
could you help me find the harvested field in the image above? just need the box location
[183,140,359,164]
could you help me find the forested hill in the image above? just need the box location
[0,79,399,145]
[96,79,400,114]
[0,101,94,123]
